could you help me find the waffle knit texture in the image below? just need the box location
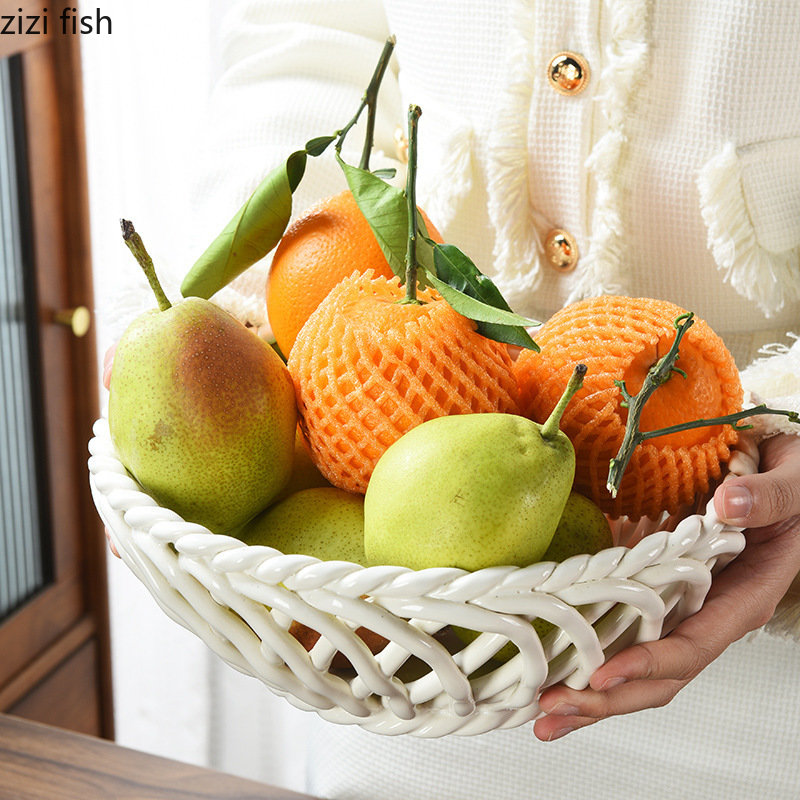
[169,2,800,797]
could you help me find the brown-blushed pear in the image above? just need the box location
[364,365,587,571]
[108,220,297,533]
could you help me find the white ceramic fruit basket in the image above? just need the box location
[89,416,758,737]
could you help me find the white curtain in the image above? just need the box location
[81,0,313,790]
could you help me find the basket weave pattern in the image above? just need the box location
[89,418,757,737]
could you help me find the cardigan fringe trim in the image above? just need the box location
[418,124,474,232]
[566,0,649,304]
[764,574,800,641]
[739,333,800,439]
[697,142,800,317]
[485,0,543,298]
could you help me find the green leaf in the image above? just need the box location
[336,155,436,283]
[371,167,397,179]
[430,244,540,350]
[337,156,407,277]
[336,156,536,348]
[181,149,308,299]
[305,135,336,157]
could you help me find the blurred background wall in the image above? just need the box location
[80,0,312,789]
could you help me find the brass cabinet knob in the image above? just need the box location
[54,306,91,337]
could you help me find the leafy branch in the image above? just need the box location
[181,38,397,299]
[338,106,540,349]
[607,312,800,497]
[180,35,540,350]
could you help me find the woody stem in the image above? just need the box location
[606,313,694,497]
[639,405,800,441]
[335,36,396,164]
[403,104,422,304]
[359,37,395,170]
[606,313,800,498]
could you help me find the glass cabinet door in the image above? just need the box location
[0,54,51,622]
[0,31,111,737]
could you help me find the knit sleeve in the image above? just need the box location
[738,335,800,640]
[738,335,800,440]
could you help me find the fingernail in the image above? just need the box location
[600,676,626,690]
[547,725,575,741]
[548,702,580,716]
[722,485,753,523]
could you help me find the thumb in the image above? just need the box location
[714,462,800,528]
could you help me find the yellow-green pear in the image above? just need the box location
[271,428,332,505]
[364,365,587,571]
[454,490,613,662]
[542,491,614,562]
[237,487,383,664]
[237,487,366,564]
[108,221,297,533]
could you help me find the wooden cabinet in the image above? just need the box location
[0,4,112,738]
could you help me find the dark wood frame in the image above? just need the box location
[0,2,113,738]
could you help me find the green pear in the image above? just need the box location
[541,491,614,562]
[237,487,365,564]
[270,428,332,505]
[454,490,613,662]
[238,487,388,665]
[364,365,587,571]
[108,221,297,533]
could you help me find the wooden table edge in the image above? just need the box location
[0,713,318,799]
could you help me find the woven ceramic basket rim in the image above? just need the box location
[88,416,757,737]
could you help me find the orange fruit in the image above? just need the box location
[287,270,520,493]
[267,190,443,356]
[288,620,388,672]
[513,296,742,520]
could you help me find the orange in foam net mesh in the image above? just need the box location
[267,190,443,356]
[513,296,743,520]
[287,270,520,494]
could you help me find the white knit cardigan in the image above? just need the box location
[141,0,800,634]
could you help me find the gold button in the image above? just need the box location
[547,52,590,95]
[544,229,579,272]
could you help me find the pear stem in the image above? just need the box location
[121,219,171,311]
[401,105,423,305]
[540,364,587,440]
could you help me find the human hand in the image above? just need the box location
[103,342,116,390]
[102,343,120,557]
[105,527,121,559]
[534,432,800,742]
